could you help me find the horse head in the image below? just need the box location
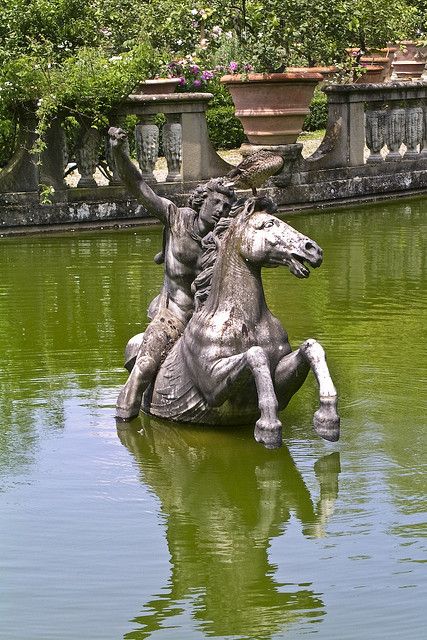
[235,197,323,278]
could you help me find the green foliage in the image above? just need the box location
[39,183,55,204]
[344,0,418,49]
[0,114,17,167]
[303,90,328,132]
[0,0,424,161]
[206,106,246,149]
[32,44,158,148]
[207,78,235,108]
[408,0,427,38]
[0,1,160,151]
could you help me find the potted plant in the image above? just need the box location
[359,55,391,82]
[220,70,322,145]
[218,39,322,145]
[345,48,390,84]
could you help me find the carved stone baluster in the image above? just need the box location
[420,106,427,157]
[39,117,67,191]
[135,117,159,182]
[105,128,130,185]
[75,125,101,188]
[163,115,182,182]
[385,108,405,161]
[365,109,385,163]
[404,106,423,159]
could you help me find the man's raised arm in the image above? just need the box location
[108,127,169,223]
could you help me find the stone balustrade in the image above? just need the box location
[2,82,427,231]
[69,93,231,188]
[113,93,231,183]
[0,92,231,201]
[305,81,427,169]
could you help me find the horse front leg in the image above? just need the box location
[275,339,340,442]
[203,346,282,448]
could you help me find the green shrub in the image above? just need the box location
[303,90,328,132]
[0,113,17,167]
[206,105,245,150]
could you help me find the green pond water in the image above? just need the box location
[0,198,426,640]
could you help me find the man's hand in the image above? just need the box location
[108,127,128,148]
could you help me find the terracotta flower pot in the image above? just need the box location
[392,60,426,80]
[287,66,339,80]
[379,46,398,59]
[360,57,391,81]
[393,41,425,61]
[220,71,322,145]
[132,78,180,95]
[354,65,384,84]
[392,41,427,80]
[345,47,362,57]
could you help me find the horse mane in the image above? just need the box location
[192,196,277,310]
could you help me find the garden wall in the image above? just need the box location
[1,82,427,234]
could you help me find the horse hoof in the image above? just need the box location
[313,406,340,442]
[254,419,283,449]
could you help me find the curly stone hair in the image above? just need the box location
[188,177,236,212]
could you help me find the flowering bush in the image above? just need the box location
[164,57,254,90]
[165,59,210,89]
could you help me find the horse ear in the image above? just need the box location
[246,199,256,215]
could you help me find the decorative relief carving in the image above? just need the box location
[385,108,406,161]
[404,106,423,159]
[421,106,427,156]
[135,119,159,182]
[106,131,129,185]
[75,126,101,187]
[365,109,386,163]
[163,117,182,182]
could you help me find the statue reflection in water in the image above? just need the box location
[117,418,341,639]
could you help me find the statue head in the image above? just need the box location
[189,178,237,236]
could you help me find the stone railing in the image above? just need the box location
[0,93,231,202]
[268,80,427,209]
[2,82,427,230]
[113,93,230,183]
[304,81,427,169]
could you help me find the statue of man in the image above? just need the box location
[108,127,236,420]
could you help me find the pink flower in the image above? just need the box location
[193,79,202,87]
[178,76,186,86]
[229,61,239,73]
[201,70,214,81]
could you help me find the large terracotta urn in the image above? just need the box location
[392,41,427,80]
[354,65,384,83]
[220,71,322,145]
[287,66,339,80]
[360,57,391,81]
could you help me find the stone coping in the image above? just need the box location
[325,80,427,102]
[117,92,214,115]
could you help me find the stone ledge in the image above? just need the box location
[1,166,427,236]
[273,166,427,206]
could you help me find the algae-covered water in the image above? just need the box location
[0,198,425,639]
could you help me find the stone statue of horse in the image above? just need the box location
[128,196,340,448]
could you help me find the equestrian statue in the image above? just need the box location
[109,128,340,448]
